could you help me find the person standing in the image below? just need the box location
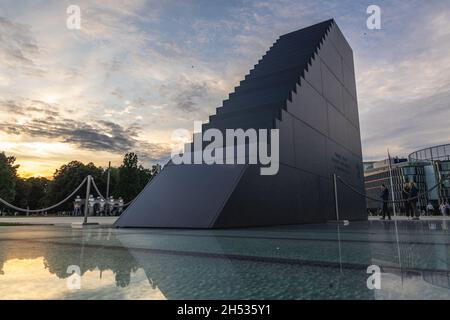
[380,184,391,220]
[74,196,82,216]
[118,197,124,215]
[409,182,419,220]
[426,203,434,216]
[402,182,411,217]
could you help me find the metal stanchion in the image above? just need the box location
[333,173,344,274]
[83,175,91,225]
[72,175,99,229]
[328,173,349,225]
[106,161,111,216]
[333,173,340,221]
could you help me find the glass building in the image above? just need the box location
[409,144,450,204]
[409,144,450,162]
[364,143,450,215]
[364,159,428,214]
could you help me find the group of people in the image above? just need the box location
[379,181,419,220]
[73,195,124,216]
[401,181,420,220]
[380,181,450,220]
[439,202,450,216]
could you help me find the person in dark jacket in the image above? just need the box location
[409,182,419,220]
[402,182,411,217]
[380,184,391,220]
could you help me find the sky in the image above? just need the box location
[0,0,449,178]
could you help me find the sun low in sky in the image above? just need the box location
[1,0,450,178]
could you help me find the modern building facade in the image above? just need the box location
[115,19,366,228]
[364,144,450,214]
[409,144,450,204]
[364,158,428,213]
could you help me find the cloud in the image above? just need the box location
[361,89,450,160]
[159,78,210,112]
[1,0,450,176]
[0,16,44,76]
[1,98,60,116]
[0,113,171,162]
[1,100,25,115]
[357,2,450,159]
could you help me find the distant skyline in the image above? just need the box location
[1,0,450,177]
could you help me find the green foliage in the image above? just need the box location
[0,151,160,212]
[118,152,152,203]
[48,161,105,210]
[13,177,50,209]
[13,178,30,209]
[0,152,18,206]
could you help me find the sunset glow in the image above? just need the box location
[1,1,450,176]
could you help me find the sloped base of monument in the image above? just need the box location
[114,162,366,229]
[114,163,247,228]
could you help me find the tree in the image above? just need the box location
[12,177,50,210]
[1,153,158,214]
[47,161,105,211]
[27,177,50,209]
[13,178,30,209]
[0,152,19,209]
[105,167,120,198]
[118,153,152,203]
[123,152,138,169]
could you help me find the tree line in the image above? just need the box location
[0,151,160,213]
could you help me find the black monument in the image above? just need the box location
[115,19,366,228]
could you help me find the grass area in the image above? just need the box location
[0,222,26,226]
[0,222,52,226]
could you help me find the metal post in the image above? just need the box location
[333,173,340,221]
[106,161,111,215]
[332,173,343,274]
[387,149,397,217]
[83,175,91,224]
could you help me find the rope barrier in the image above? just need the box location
[91,179,107,201]
[4,168,442,214]
[336,172,450,204]
[0,177,88,213]
[123,200,133,207]
[0,174,141,215]
[90,178,133,208]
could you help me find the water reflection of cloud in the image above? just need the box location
[0,257,165,300]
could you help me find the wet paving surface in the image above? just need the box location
[0,220,449,299]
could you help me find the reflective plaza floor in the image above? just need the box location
[0,220,449,299]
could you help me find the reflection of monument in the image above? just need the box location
[115,19,366,228]
[44,242,139,287]
[367,221,450,298]
[0,230,140,288]
[2,224,448,299]
[116,231,374,299]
